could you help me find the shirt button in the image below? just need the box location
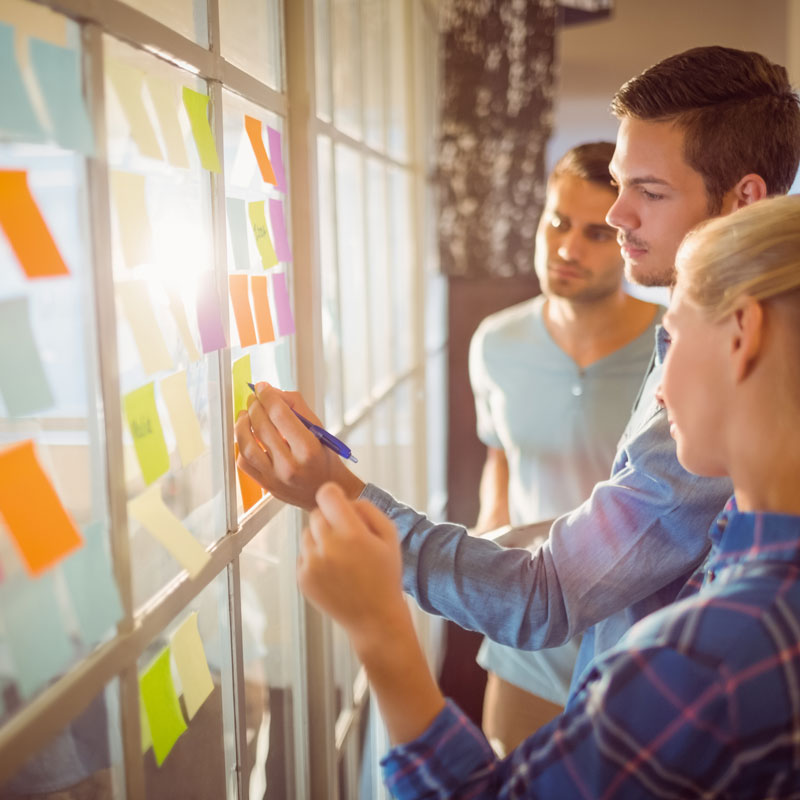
[571,384,583,397]
[707,570,716,583]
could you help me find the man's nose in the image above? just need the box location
[606,191,637,233]
[557,229,582,262]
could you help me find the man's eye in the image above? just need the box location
[642,189,664,201]
[587,230,615,243]
[551,216,568,230]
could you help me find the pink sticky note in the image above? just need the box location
[268,198,292,263]
[196,271,227,353]
[266,127,287,193]
[270,272,295,337]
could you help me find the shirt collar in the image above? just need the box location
[708,496,800,572]
[654,325,670,366]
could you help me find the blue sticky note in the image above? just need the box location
[28,37,95,156]
[0,296,55,418]
[62,522,124,648]
[226,197,250,271]
[0,571,74,700]
[0,23,47,143]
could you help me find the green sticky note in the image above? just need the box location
[123,382,170,485]
[0,23,47,143]
[139,647,187,766]
[0,295,55,418]
[140,692,153,753]
[232,354,252,420]
[181,87,221,173]
[170,612,214,720]
[247,200,278,269]
[61,522,124,647]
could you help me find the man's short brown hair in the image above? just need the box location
[611,46,800,212]
[550,141,616,193]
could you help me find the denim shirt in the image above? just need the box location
[362,327,733,685]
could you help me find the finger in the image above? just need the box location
[246,392,294,463]
[235,411,274,480]
[257,385,321,458]
[308,507,332,549]
[300,526,317,556]
[315,482,369,538]
[352,499,398,545]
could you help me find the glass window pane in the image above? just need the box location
[314,0,333,123]
[331,0,362,140]
[365,158,391,391]
[220,0,283,91]
[388,167,415,374]
[138,574,236,796]
[316,136,343,430]
[104,37,226,609]
[0,679,125,798]
[120,0,208,47]
[240,507,305,798]
[386,0,409,161]
[334,144,369,420]
[361,0,386,151]
[392,380,418,506]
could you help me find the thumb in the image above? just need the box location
[353,499,398,546]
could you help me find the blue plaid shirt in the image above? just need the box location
[381,502,800,798]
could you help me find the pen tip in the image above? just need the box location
[247,382,256,391]
[348,455,358,463]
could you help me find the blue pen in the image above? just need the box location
[247,383,358,463]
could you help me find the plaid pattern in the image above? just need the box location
[382,502,800,798]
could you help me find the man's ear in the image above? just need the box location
[723,174,768,212]
[730,297,764,382]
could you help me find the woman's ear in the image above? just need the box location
[730,297,764,382]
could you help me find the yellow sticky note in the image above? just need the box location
[247,200,278,269]
[160,370,205,467]
[117,280,173,375]
[139,647,187,766]
[170,611,214,720]
[181,87,221,173]
[166,287,201,362]
[109,171,153,269]
[232,354,252,421]
[145,75,190,169]
[123,383,170,485]
[106,59,164,161]
[128,484,210,578]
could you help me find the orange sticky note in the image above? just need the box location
[228,274,257,348]
[243,115,277,185]
[234,443,263,512]
[0,440,83,575]
[0,171,69,279]
[250,275,275,344]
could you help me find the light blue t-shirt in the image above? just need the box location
[469,295,660,702]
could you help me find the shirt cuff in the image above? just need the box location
[360,483,399,511]
[380,699,497,798]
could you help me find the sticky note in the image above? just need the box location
[128,484,211,578]
[170,611,214,720]
[0,2,67,47]
[244,115,277,185]
[228,274,257,348]
[145,75,190,169]
[226,197,250,271]
[268,198,293,262]
[0,440,83,576]
[28,39,94,156]
[0,296,55,417]
[140,692,153,753]
[247,200,278,269]
[160,370,206,467]
[123,382,170,485]
[274,338,295,390]
[0,572,73,699]
[250,275,275,344]
[165,287,200,362]
[117,281,173,375]
[106,59,163,161]
[235,443,263,512]
[0,170,69,278]
[267,126,287,193]
[196,271,227,353]
[271,272,296,337]
[62,522,124,647]
[109,170,153,269]
[0,23,47,143]
[139,647,187,766]
[181,87,221,173]
[232,354,252,420]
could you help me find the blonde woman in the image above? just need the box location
[297,194,800,798]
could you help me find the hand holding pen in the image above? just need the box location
[247,383,358,463]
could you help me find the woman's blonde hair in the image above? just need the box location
[676,194,800,321]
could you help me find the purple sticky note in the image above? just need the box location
[196,271,227,353]
[268,198,293,263]
[271,272,295,337]
[266,127,287,193]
